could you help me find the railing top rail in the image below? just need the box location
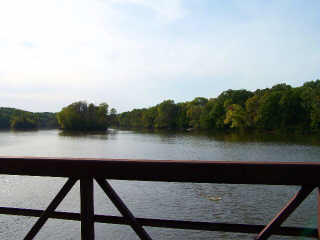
[0,156,319,185]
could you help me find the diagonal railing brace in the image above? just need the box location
[96,178,152,240]
[255,185,315,240]
[24,178,78,240]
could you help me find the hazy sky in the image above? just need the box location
[0,0,319,112]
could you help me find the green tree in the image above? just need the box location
[57,101,111,131]
[224,104,247,129]
[311,96,320,131]
[129,109,144,128]
[190,97,208,106]
[109,108,118,126]
[209,101,226,129]
[155,100,177,129]
[10,115,37,130]
[187,105,203,129]
[245,95,260,128]
[176,103,189,129]
[142,106,157,129]
[111,79,320,133]
[0,107,57,129]
[186,97,208,129]
[199,98,216,129]
[279,89,306,128]
[256,92,282,130]
[0,112,11,129]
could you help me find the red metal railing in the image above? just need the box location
[0,157,319,239]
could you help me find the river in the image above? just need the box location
[0,129,319,239]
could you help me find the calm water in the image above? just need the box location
[0,129,319,240]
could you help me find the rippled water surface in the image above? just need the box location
[0,129,319,239]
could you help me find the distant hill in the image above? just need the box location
[0,107,58,130]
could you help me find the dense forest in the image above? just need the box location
[115,80,320,133]
[57,101,117,131]
[1,80,320,133]
[0,107,58,130]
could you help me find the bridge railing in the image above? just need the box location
[0,156,319,240]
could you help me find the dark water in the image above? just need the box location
[0,129,319,240]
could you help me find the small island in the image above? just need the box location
[57,101,115,131]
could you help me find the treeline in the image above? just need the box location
[57,101,117,131]
[0,107,58,130]
[115,80,320,133]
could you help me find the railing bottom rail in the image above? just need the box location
[0,207,317,238]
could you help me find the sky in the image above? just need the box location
[0,0,319,113]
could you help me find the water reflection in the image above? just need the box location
[58,129,119,140]
[126,128,320,146]
[204,130,320,145]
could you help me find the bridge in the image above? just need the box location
[0,156,319,239]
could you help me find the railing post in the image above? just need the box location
[318,187,320,239]
[80,177,95,240]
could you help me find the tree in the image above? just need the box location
[279,89,305,128]
[209,101,226,129]
[110,79,320,132]
[176,103,189,129]
[142,107,157,129]
[218,89,253,107]
[154,100,177,129]
[256,92,282,130]
[311,96,320,131]
[0,107,57,129]
[187,105,203,129]
[110,108,117,115]
[129,109,144,128]
[118,112,131,127]
[245,95,260,128]
[199,98,216,129]
[109,108,118,126]
[10,114,37,130]
[57,101,111,131]
[224,104,247,129]
[271,83,292,92]
[0,112,11,129]
[186,97,208,129]
[190,97,208,106]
